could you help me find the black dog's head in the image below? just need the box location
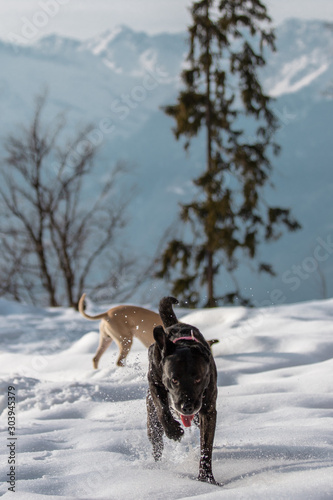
[154,324,212,426]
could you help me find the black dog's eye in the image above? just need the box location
[171,378,179,385]
[194,378,201,384]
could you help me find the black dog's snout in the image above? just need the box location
[181,401,195,415]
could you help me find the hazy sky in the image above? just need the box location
[1,0,332,43]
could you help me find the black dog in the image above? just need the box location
[146,297,219,485]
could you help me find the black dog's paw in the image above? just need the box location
[164,419,184,441]
[197,472,222,486]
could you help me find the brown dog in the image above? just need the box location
[78,293,161,368]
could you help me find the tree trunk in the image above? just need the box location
[205,2,215,307]
[36,242,58,307]
[207,250,215,307]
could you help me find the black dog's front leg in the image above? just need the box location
[147,389,164,460]
[149,383,184,442]
[198,408,220,485]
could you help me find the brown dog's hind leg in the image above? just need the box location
[115,336,133,367]
[92,324,113,369]
[146,390,164,461]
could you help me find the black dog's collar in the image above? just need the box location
[172,329,200,344]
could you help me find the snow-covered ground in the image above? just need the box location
[0,297,332,499]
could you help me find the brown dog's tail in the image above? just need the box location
[78,293,108,321]
[207,339,219,350]
[159,296,179,328]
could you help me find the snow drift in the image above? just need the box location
[0,297,332,498]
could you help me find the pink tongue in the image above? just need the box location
[180,414,195,427]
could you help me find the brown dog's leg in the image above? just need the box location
[115,336,133,367]
[146,390,164,461]
[92,325,113,369]
[198,408,219,485]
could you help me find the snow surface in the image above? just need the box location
[1,298,333,499]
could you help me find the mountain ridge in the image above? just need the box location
[1,18,333,305]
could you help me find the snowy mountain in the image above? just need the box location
[82,25,185,79]
[0,19,333,305]
[0,297,332,497]
[263,19,333,97]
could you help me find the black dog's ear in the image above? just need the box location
[153,325,166,349]
[153,325,176,357]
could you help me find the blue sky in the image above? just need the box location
[1,0,332,43]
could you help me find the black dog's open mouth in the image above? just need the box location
[180,414,195,427]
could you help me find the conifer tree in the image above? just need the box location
[157,0,300,307]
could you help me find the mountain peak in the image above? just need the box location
[84,25,148,56]
[84,25,132,55]
[34,33,81,54]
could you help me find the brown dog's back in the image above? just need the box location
[106,305,161,347]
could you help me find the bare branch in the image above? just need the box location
[0,91,139,307]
